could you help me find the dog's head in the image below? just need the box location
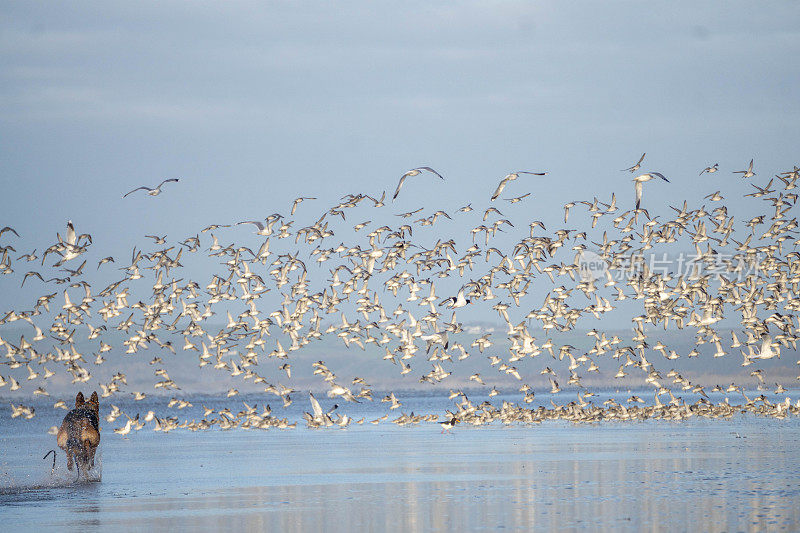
[86,391,99,414]
[75,391,85,408]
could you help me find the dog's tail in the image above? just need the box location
[43,449,56,474]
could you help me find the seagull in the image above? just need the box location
[622,153,646,173]
[490,171,547,201]
[633,172,669,210]
[236,214,282,236]
[291,197,317,215]
[700,163,719,175]
[733,159,755,179]
[123,178,179,198]
[393,167,445,201]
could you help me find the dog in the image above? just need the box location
[56,391,100,478]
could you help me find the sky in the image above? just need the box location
[1,2,798,220]
[1,2,800,395]
[0,1,799,302]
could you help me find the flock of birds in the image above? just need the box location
[2,156,800,433]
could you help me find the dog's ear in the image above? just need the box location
[75,392,85,407]
[90,391,99,405]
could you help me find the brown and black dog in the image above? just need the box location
[56,391,100,478]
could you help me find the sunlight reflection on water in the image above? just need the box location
[2,411,800,531]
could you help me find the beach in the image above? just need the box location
[3,393,799,532]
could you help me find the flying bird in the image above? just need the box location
[622,153,646,173]
[733,159,755,179]
[291,197,317,215]
[0,227,19,238]
[393,167,445,201]
[123,178,180,198]
[491,171,547,201]
[633,172,669,210]
[700,163,719,175]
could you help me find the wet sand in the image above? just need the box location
[2,396,799,532]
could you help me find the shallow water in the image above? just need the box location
[2,395,799,532]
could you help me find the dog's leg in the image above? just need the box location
[67,451,74,471]
[85,441,96,470]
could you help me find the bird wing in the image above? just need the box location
[418,167,445,180]
[759,335,772,358]
[237,221,266,231]
[392,174,409,200]
[65,221,76,245]
[123,186,151,198]
[622,153,645,171]
[491,178,509,201]
[158,178,179,187]
[635,181,643,210]
[309,393,323,418]
[21,271,44,287]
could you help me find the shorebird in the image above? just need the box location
[633,172,669,210]
[308,393,327,425]
[441,287,471,308]
[4,157,800,432]
[393,167,445,200]
[236,214,282,236]
[0,226,19,239]
[733,159,755,178]
[505,193,531,203]
[21,271,45,287]
[700,163,719,175]
[622,153,646,173]
[490,171,547,201]
[123,178,179,198]
[291,197,317,215]
[439,416,459,433]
